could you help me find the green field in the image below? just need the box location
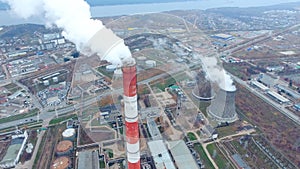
[207,143,234,169]
[49,114,77,125]
[187,132,197,141]
[193,143,215,169]
[0,108,39,124]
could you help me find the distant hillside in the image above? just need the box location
[206,1,300,17]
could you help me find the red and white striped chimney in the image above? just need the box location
[122,60,140,169]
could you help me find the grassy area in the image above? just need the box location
[199,101,210,117]
[215,125,237,138]
[0,108,39,124]
[187,132,197,141]
[91,118,100,126]
[207,143,234,169]
[97,66,114,79]
[0,121,42,133]
[151,76,176,91]
[105,148,114,158]
[32,128,48,169]
[99,159,106,168]
[193,143,215,169]
[49,114,77,125]
[3,83,22,93]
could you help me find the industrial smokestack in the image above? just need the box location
[208,88,238,124]
[122,58,140,169]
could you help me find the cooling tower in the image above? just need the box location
[208,88,238,123]
[192,70,215,100]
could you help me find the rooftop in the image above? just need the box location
[77,150,99,169]
[167,140,198,169]
[148,140,176,169]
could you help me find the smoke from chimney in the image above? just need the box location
[200,56,236,92]
[1,0,131,65]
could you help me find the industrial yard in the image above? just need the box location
[0,1,300,169]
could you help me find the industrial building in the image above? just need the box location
[250,80,269,92]
[147,118,162,140]
[208,89,238,123]
[276,84,300,100]
[0,131,28,168]
[77,150,99,169]
[148,140,176,169]
[266,91,290,104]
[294,103,300,111]
[211,33,234,41]
[258,73,278,87]
[167,140,199,169]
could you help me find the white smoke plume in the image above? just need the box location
[200,56,236,91]
[1,0,132,65]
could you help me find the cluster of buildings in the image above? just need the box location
[0,131,28,168]
[37,81,70,107]
[250,73,300,108]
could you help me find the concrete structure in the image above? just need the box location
[208,89,238,123]
[77,150,99,169]
[56,140,73,156]
[148,140,176,169]
[122,59,140,169]
[0,131,28,168]
[51,156,71,169]
[192,71,215,100]
[62,128,76,141]
[167,140,199,169]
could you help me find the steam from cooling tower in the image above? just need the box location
[200,56,236,91]
[1,0,132,65]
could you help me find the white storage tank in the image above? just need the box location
[43,80,50,86]
[106,65,117,72]
[53,77,58,83]
[145,60,157,68]
[62,128,76,141]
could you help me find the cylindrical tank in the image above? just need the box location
[56,140,73,156]
[62,128,76,141]
[145,60,156,68]
[51,156,71,169]
[106,65,117,72]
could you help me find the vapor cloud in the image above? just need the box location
[1,0,132,65]
[200,56,236,91]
